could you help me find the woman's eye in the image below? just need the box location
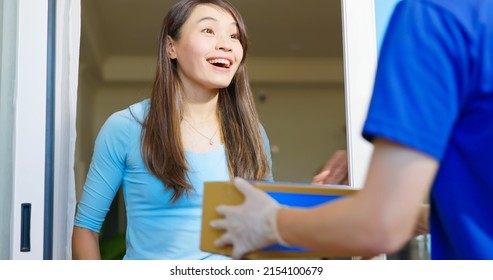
[231,33,240,40]
[202,28,214,34]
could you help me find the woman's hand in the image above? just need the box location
[312,150,349,185]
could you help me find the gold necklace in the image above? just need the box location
[183,119,219,145]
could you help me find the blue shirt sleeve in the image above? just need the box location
[74,111,130,232]
[363,0,469,160]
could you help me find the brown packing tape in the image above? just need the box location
[200,181,357,259]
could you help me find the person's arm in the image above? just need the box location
[72,112,128,259]
[212,138,438,259]
[277,139,437,256]
[312,150,348,185]
[72,226,101,260]
[313,150,429,239]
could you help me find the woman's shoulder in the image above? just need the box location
[127,98,150,122]
[96,100,150,149]
[259,123,269,142]
[101,99,149,135]
[109,99,150,124]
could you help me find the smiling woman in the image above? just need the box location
[166,4,244,93]
[75,0,348,260]
[72,0,272,260]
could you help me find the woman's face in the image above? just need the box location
[168,4,244,92]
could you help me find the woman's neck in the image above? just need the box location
[181,87,222,154]
[182,88,219,123]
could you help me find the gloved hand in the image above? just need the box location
[210,177,288,259]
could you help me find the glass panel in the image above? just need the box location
[0,0,18,260]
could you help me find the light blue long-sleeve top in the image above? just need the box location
[74,99,273,259]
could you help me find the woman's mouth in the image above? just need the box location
[207,58,231,69]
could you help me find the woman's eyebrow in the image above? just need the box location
[197,16,237,27]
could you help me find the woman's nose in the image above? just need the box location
[216,35,233,52]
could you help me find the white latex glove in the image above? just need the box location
[210,177,288,259]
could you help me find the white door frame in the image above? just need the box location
[341,0,378,189]
[10,0,49,259]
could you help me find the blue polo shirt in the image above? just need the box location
[363,0,493,259]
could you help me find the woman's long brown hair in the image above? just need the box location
[142,0,269,202]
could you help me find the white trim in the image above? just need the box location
[0,0,17,260]
[11,0,48,259]
[341,0,378,189]
[52,0,80,259]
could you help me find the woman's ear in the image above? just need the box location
[166,35,177,59]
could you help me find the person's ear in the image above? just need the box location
[166,35,177,59]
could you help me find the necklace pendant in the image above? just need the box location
[209,138,214,145]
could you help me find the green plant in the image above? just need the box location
[99,233,126,260]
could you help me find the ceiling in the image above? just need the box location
[80,0,344,73]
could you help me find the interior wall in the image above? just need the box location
[253,83,346,182]
[92,82,151,137]
[75,67,96,199]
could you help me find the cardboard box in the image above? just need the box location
[200,181,357,259]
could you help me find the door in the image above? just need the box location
[341,0,378,189]
[0,0,17,260]
[0,0,49,259]
[0,0,80,260]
